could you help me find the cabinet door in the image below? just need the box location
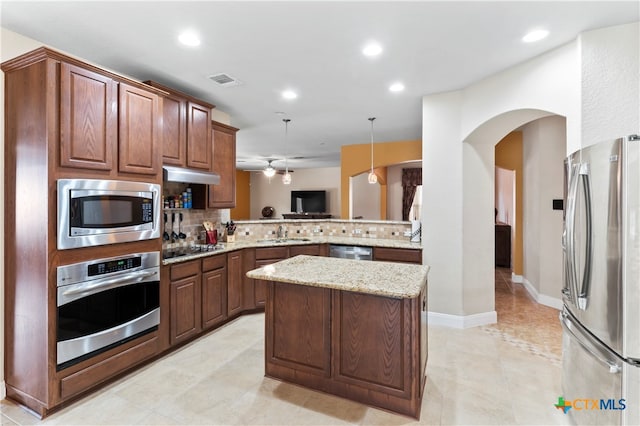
[160,93,187,166]
[118,82,161,175]
[186,102,212,170]
[373,247,422,264]
[208,123,237,208]
[202,266,227,330]
[226,251,244,316]
[254,258,285,307]
[170,275,202,345]
[60,62,116,171]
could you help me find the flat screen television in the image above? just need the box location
[291,190,326,213]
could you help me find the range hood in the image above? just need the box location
[163,166,220,185]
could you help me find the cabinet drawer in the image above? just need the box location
[60,335,158,399]
[289,244,321,257]
[202,254,226,272]
[170,260,200,280]
[373,247,422,264]
[255,246,288,260]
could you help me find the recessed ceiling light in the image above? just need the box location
[362,42,383,57]
[282,90,297,100]
[522,29,549,43]
[389,82,405,92]
[178,31,201,47]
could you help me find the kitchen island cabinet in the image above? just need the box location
[247,255,429,419]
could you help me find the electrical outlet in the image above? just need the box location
[313,227,321,233]
[403,230,412,237]
[354,229,362,235]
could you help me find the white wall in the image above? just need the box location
[522,116,566,307]
[249,167,340,219]
[351,172,380,220]
[423,22,638,326]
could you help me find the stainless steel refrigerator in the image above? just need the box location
[561,135,640,425]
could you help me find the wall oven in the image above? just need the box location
[56,251,160,370]
[57,179,161,250]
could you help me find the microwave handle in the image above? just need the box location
[57,269,159,307]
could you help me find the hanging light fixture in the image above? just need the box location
[282,118,292,185]
[368,117,377,184]
[263,160,276,178]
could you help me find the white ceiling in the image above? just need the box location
[2,1,638,171]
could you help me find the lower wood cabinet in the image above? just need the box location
[202,255,227,329]
[226,251,244,316]
[169,260,202,345]
[254,246,289,307]
[373,247,422,264]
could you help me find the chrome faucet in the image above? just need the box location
[277,225,283,239]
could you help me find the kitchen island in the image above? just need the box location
[246,255,429,419]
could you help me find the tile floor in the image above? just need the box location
[1,268,570,425]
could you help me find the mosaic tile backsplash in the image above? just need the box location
[162,209,414,251]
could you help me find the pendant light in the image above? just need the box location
[282,118,292,185]
[368,117,377,184]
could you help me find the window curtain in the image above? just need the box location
[402,168,422,221]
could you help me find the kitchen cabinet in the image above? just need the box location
[169,260,202,345]
[2,47,166,418]
[208,121,239,208]
[202,255,228,329]
[254,246,289,307]
[373,247,422,264]
[227,251,244,316]
[60,64,160,175]
[144,80,214,171]
[60,62,116,171]
[118,82,161,175]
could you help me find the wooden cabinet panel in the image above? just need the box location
[160,93,187,166]
[266,282,331,376]
[186,102,212,170]
[202,254,226,272]
[373,247,422,264]
[255,246,288,260]
[60,62,116,171]
[254,246,288,307]
[202,266,227,329]
[170,274,202,345]
[332,291,411,397]
[242,248,256,310]
[289,244,322,257]
[226,251,244,316]
[208,122,238,208]
[118,82,160,175]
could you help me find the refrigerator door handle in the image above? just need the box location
[561,310,621,373]
[577,163,593,310]
[565,163,580,306]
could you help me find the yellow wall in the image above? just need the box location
[495,132,523,275]
[230,170,251,220]
[341,140,421,219]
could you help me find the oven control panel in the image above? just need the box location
[88,257,142,276]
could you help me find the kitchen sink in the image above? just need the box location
[257,237,312,244]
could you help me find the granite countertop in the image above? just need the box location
[246,255,429,299]
[162,236,422,265]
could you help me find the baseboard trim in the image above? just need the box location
[521,278,563,310]
[511,273,523,283]
[428,310,497,329]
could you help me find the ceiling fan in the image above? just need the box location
[245,159,294,177]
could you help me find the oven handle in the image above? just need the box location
[57,268,159,307]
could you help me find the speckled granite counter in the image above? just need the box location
[246,255,428,299]
[162,236,422,266]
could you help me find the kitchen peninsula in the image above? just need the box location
[247,255,429,419]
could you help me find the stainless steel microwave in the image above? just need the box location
[57,179,161,250]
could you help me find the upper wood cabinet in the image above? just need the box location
[59,62,161,176]
[60,62,117,171]
[118,82,161,175]
[209,121,239,208]
[143,81,214,171]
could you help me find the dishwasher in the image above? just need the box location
[328,244,373,261]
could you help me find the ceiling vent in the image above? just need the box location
[209,73,241,87]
